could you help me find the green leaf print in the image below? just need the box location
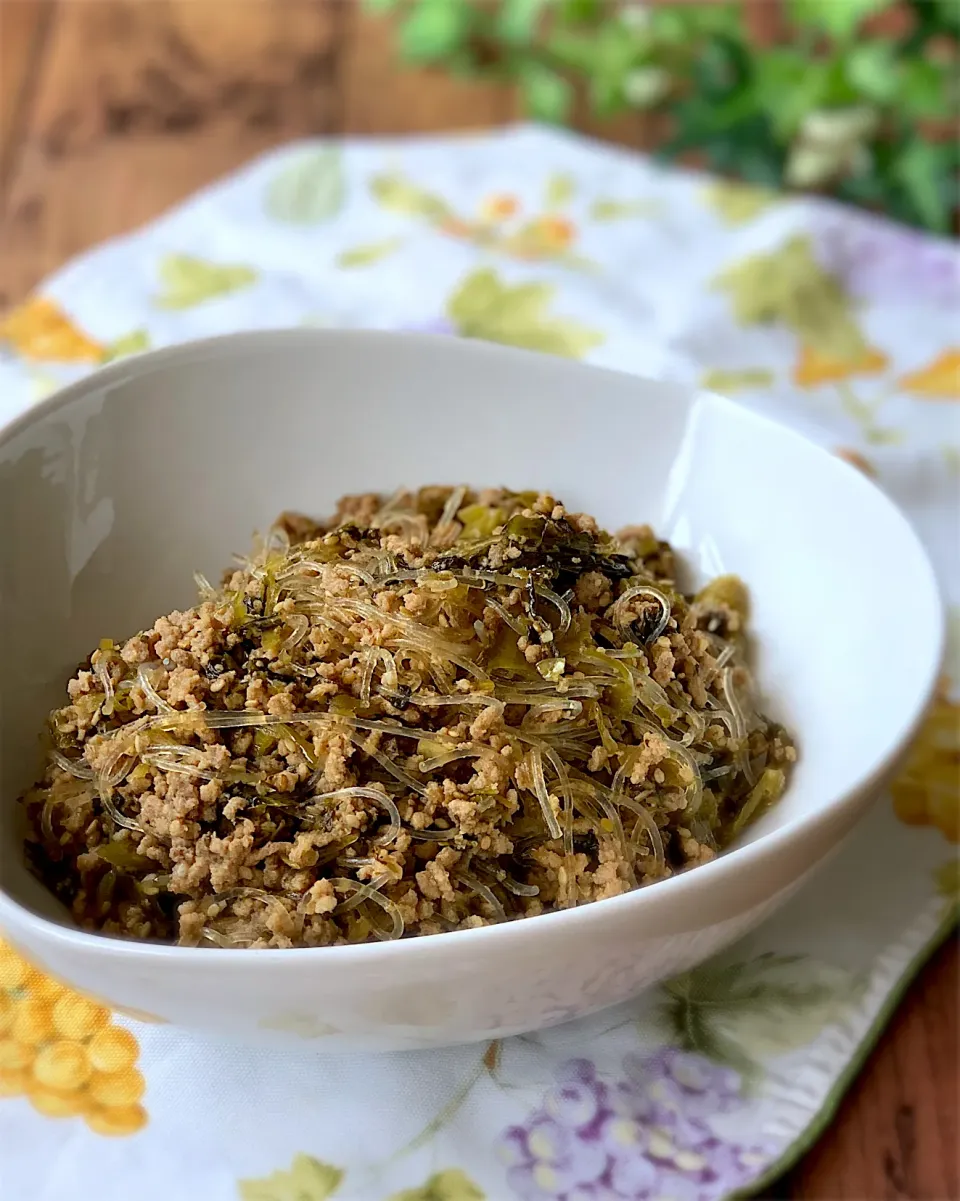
[446,268,603,359]
[589,198,663,221]
[712,234,868,361]
[335,237,405,268]
[659,952,858,1079]
[837,382,904,445]
[238,1154,343,1201]
[544,172,575,208]
[702,180,778,225]
[103,329,150,361]
[266,149,345,224]
[154,255,258,310]
[370,172,453,223]
[387,1169,485,1201]
[702,367,775,394]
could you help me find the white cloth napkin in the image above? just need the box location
[0,126,957,1201]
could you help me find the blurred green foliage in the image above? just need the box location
[364,0,959,232]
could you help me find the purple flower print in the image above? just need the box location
[815,218,960,305]
[498,1050,782,1201]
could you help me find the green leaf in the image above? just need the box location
[846,42,899,102]
[335,237,404,268]
[754,51,832,138]
[544,172,576,208]
[496,0,548,46]
[694,3,744,38]
[388,1169,485,1201]
[899,59,950,118]
[238,1154,343,1201]
[519,62,573,124]
[787,0,895,40]
[154,255,257,310]
[103,328,150,361]
[895,140,950,232]
[649,5,693,45]
[398,0,472,63]
[266,149,345,225]
[558,0,604,21]
[692,36,750,100]
[623,66,673,109]
[363,0,402,11]
[546,30,602,74]
[926,0,960,36]
[589,72,625,118]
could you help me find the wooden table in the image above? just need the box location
[0,3,956,1196]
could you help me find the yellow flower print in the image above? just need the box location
[0,297,104,362]
[0,938,147,1135]
[891,694,960,843]
[899,350,960,400]
[794,344,889,388]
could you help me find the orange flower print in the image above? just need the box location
[370,171,588,267]
[0,938,147,1135]
[480,193,520,222]
[794,343,888,388]
[0,297,104,363]
[534,215,576,249]
[503,216,580,261]
[892,694,960,843]
[438,217,475,238]
[899,350,960,400]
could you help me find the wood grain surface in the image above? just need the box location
[0,3,957,1197]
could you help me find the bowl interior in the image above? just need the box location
[0,331,942,925]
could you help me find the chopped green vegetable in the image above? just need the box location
[23,485,793,949]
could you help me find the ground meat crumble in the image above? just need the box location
[22,487,795,948]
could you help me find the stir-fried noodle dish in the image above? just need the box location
[23,488,795,948]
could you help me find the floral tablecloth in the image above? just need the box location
[0,126,957,1201]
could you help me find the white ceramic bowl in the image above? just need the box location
[0,331,943,1051]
